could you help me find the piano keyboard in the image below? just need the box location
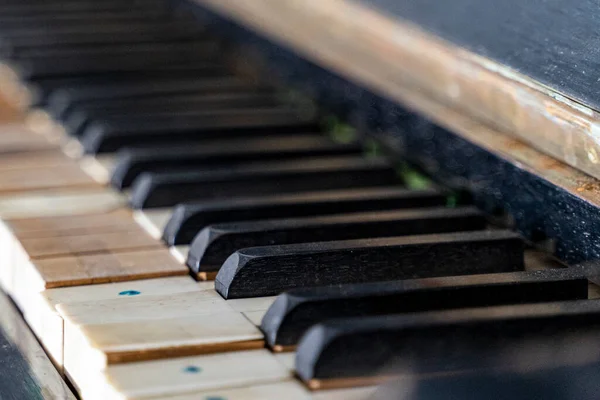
[0,1,598,399]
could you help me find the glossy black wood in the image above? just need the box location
[163,187,447,245]
[216,230,524,299]
[111,136,360,189]
[295,299,600,383]
[130,156,398,209]
[188,207,485,275]
[81,108,319,154]
[64,91,280,137]
[261,268,589,348]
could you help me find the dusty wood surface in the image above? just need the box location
[193,0,600,181]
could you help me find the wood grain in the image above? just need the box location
[194,0,600,181]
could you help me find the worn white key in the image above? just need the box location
[227,296,278,314]
[60,289,264,388]
[244,310,268,326]
[134,208,172,239]
[170,245,190,264]
[80,155,117,184]
[80,350,290,400]
[160,381,313,400]
[26,277,209,368]
[0,189,125,219]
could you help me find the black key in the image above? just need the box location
[65,91,281,137]
[164,187,447,246]
[28,63,226,107]
[295,298,600,387]
[188,207,486,278]
[129,156,398,209]
[47,77,254,119]
[0,20,181,39]
[261,268,589,349]
[11,41,220,80]
[111,136,360,190]
[13,40,214,59]
[81,108,320,154]
[0,25,204,57]
[0,2,141,16]
[0,12,169,33]
[215,230,524,299]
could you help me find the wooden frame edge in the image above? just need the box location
[192,0,600,180]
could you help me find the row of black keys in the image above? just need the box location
[5,0,600,390]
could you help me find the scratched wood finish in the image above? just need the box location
[193,0,600,181]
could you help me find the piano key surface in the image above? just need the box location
[0,1,599,399]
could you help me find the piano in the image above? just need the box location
[1,0,600,398]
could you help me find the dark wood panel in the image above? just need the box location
[361,0,600,111]
[0,330,44,400]
[0,290,74,400]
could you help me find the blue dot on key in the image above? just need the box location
[184,365,202,374]
[118,290,141,296]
